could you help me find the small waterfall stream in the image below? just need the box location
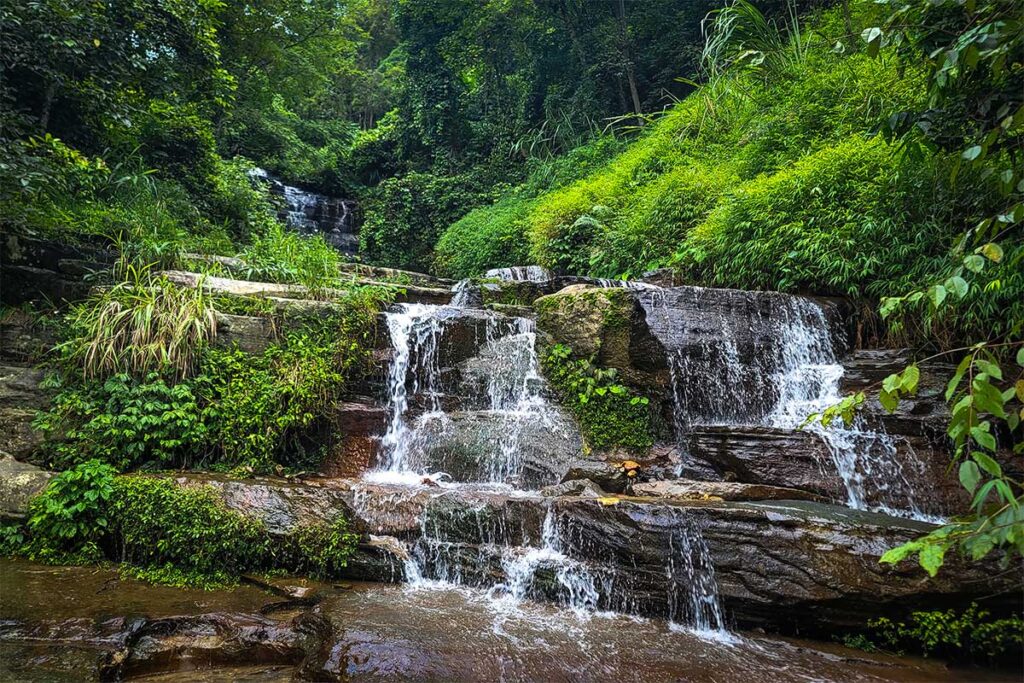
[636,286,935,521]
[249,167,358,253]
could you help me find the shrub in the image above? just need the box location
[57,266,217,380]
[677,136,989,298]
[17,471,360,588]
[434,194,534,278]
[359,170,505,272]
[108,476,268,587]
[35,373,208,471]
[238,222,342,293]
[866,604,1023,665]
[274,515,359,580]
[24,460,116,564]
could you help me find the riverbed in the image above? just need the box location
[1,559,1010,682]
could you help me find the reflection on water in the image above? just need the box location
[0,559,1012,683]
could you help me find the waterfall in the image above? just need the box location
[484,266,553,282]
[637,286,934,521]
[249,167,358,253]
[361,297,732,635]
[373,303,570,487]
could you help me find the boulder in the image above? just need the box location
[0,310,57,363]
[561,460,627,493]
[535,285,668,392]
[540,479,606,498]
[0,455,53,519]
[214,312,278,352]
[0,559,322,681]
[160,269,453,306]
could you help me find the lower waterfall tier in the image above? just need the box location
[152,473,1019,635]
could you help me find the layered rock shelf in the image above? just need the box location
[2,253,1020,681]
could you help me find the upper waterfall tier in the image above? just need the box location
[372,303,581,488]
[250,168,358,253]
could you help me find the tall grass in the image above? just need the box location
[60,264,217,380]
[238,223,342,295]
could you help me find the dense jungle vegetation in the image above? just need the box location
[0,0,1021,643]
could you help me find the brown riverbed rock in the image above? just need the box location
[631,479,826,503]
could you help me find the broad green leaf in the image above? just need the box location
[879,541,919,565]
[945,276,968,299]
[962,145,983,161]
[918,544,946,577]
[900,365,920,393]
[971,450,1002,477]
[882,374,901,393]
[928,284,946,308]
[879,389,898,413]
[1016,379,1024,402]
[861,27,883,58]
[959,460,980,494]
[979,242,1003,263]
[975,359,1002,380]
[963,254,985,273]
[1017,346,1024,367]
[945,354,973,401]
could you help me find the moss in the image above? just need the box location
[108,476,268,587]
[17,471,360,589]
[541,343,653,453]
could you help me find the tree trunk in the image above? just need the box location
[616,0,643,124]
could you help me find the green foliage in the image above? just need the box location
[434,195,534,278]
[434,137,627,278]
[274,515,360,580]
[238,223,343,293]
[108,476,268,587]
[15,471,360,588]
[57,265,217,380]
[360,170,506,272]
[38,284,388,474]
[542,343,653,452]
[867,604,1023,664]
[879,344,1023,575]
[34,373,208,471]
[24,460,116,564]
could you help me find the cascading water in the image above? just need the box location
[637,286,935,521]
[484,265,553,282]
[373,302,570,486]
[249,167,358,253]
[359,293,732,636]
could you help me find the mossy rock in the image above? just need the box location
[535,285,667,392]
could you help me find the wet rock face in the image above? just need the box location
[1,235,115,306]
[395,410,582,487]
[684,426,965,516]
[561,498,1016,631]
[0,365,48,462]
[251,168,359,254]
[0,559,322,681]
[396,491,1018,632]
[631,479,825,503]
